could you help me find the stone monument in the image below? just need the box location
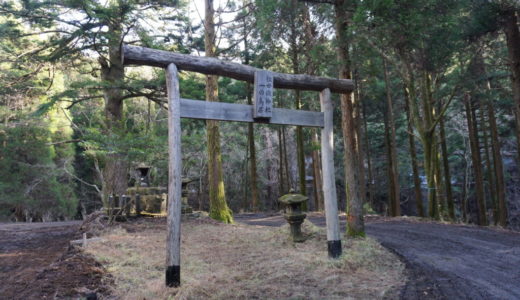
[278,191,308,242]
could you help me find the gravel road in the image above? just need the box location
[235,214,520,300]
[366,219,520,300]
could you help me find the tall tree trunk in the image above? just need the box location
[311,129,324,210]
[471,54,498,224]
[439,115,455,220]
[487,100,508,226]
[205,0,233,223]
[335,0,364,236]
[478,53,508,226]
[462,153,469,223]
[243,19,259,211]
[433,137,446,219]
[282,127,291,191]
[502,9,520,167]
[401,61,440,219]
[362,97,375,210]
[246,83,259,211]
[295,92,307,199]
[100,18,128,205]
[278,127,285,196]
[354,71,367,209]
[302,3,322,210]
[423,131,438,219]
[404,86,424,217]
[289,0,307,200]
[515,109,520,167]
[242,144,249,211]
[265,128,274,210]
[479,104,498,224]
[383,108,393,215]
[383,59,400,216]
[420,71,440,220]
[464,94,488,226]
[247,120,259,211]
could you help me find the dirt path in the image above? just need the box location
[0,221,81,289]
[367,219,520,300]
[0,221,107,299]
[235,214,520,300]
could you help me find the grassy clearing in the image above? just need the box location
[86,217,405,300]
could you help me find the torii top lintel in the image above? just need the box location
[122,45,355,94]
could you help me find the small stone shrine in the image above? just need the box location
[126,164,196,215]
[126,164,167,214]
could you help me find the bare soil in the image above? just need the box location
[236,213,520,300]
[0,221,110,300]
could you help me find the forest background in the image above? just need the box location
[1,0,520,231]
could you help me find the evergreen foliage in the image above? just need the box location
[0,0,520,228]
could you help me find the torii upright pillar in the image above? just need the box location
[320,88,342,258]
[165,63,182,287]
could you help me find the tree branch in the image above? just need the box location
[65,95,104,109]
[63,163,102,198]
[46,139,81,146]
[428,85,459,132]
[298,0,335,4]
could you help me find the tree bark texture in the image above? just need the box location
[243,21,259,211]
[335,0,364,236]
[282,127,292,191]
[420,72,440,220]
[404,86,424,217]
[362,98,375,209]
[487,101,508,226]
[479,105,498,224]
[295,92,307,199]
[462,158,469,222]
[383,59,400,216]
[465,95,488,226]
[288,0,307,201]
[100,16,128,203]
[247,83,259,211]
[278,128,286,196]
[439,115,455,220]
[471,54,498,224]
[354,75,367,212]
[502,9,520,167]
[433,138,446,218]
[205,0,233,223]
[312,130,324,210]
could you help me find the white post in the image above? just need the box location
[320,88,342,258]
[166,63,182,286]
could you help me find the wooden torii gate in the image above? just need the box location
[122,45,355,287]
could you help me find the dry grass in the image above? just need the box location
[86,217,405,300]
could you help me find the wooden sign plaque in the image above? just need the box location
[253,70,273,119]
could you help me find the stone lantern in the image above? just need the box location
[278,191,308,242]
[181,178,196,214]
